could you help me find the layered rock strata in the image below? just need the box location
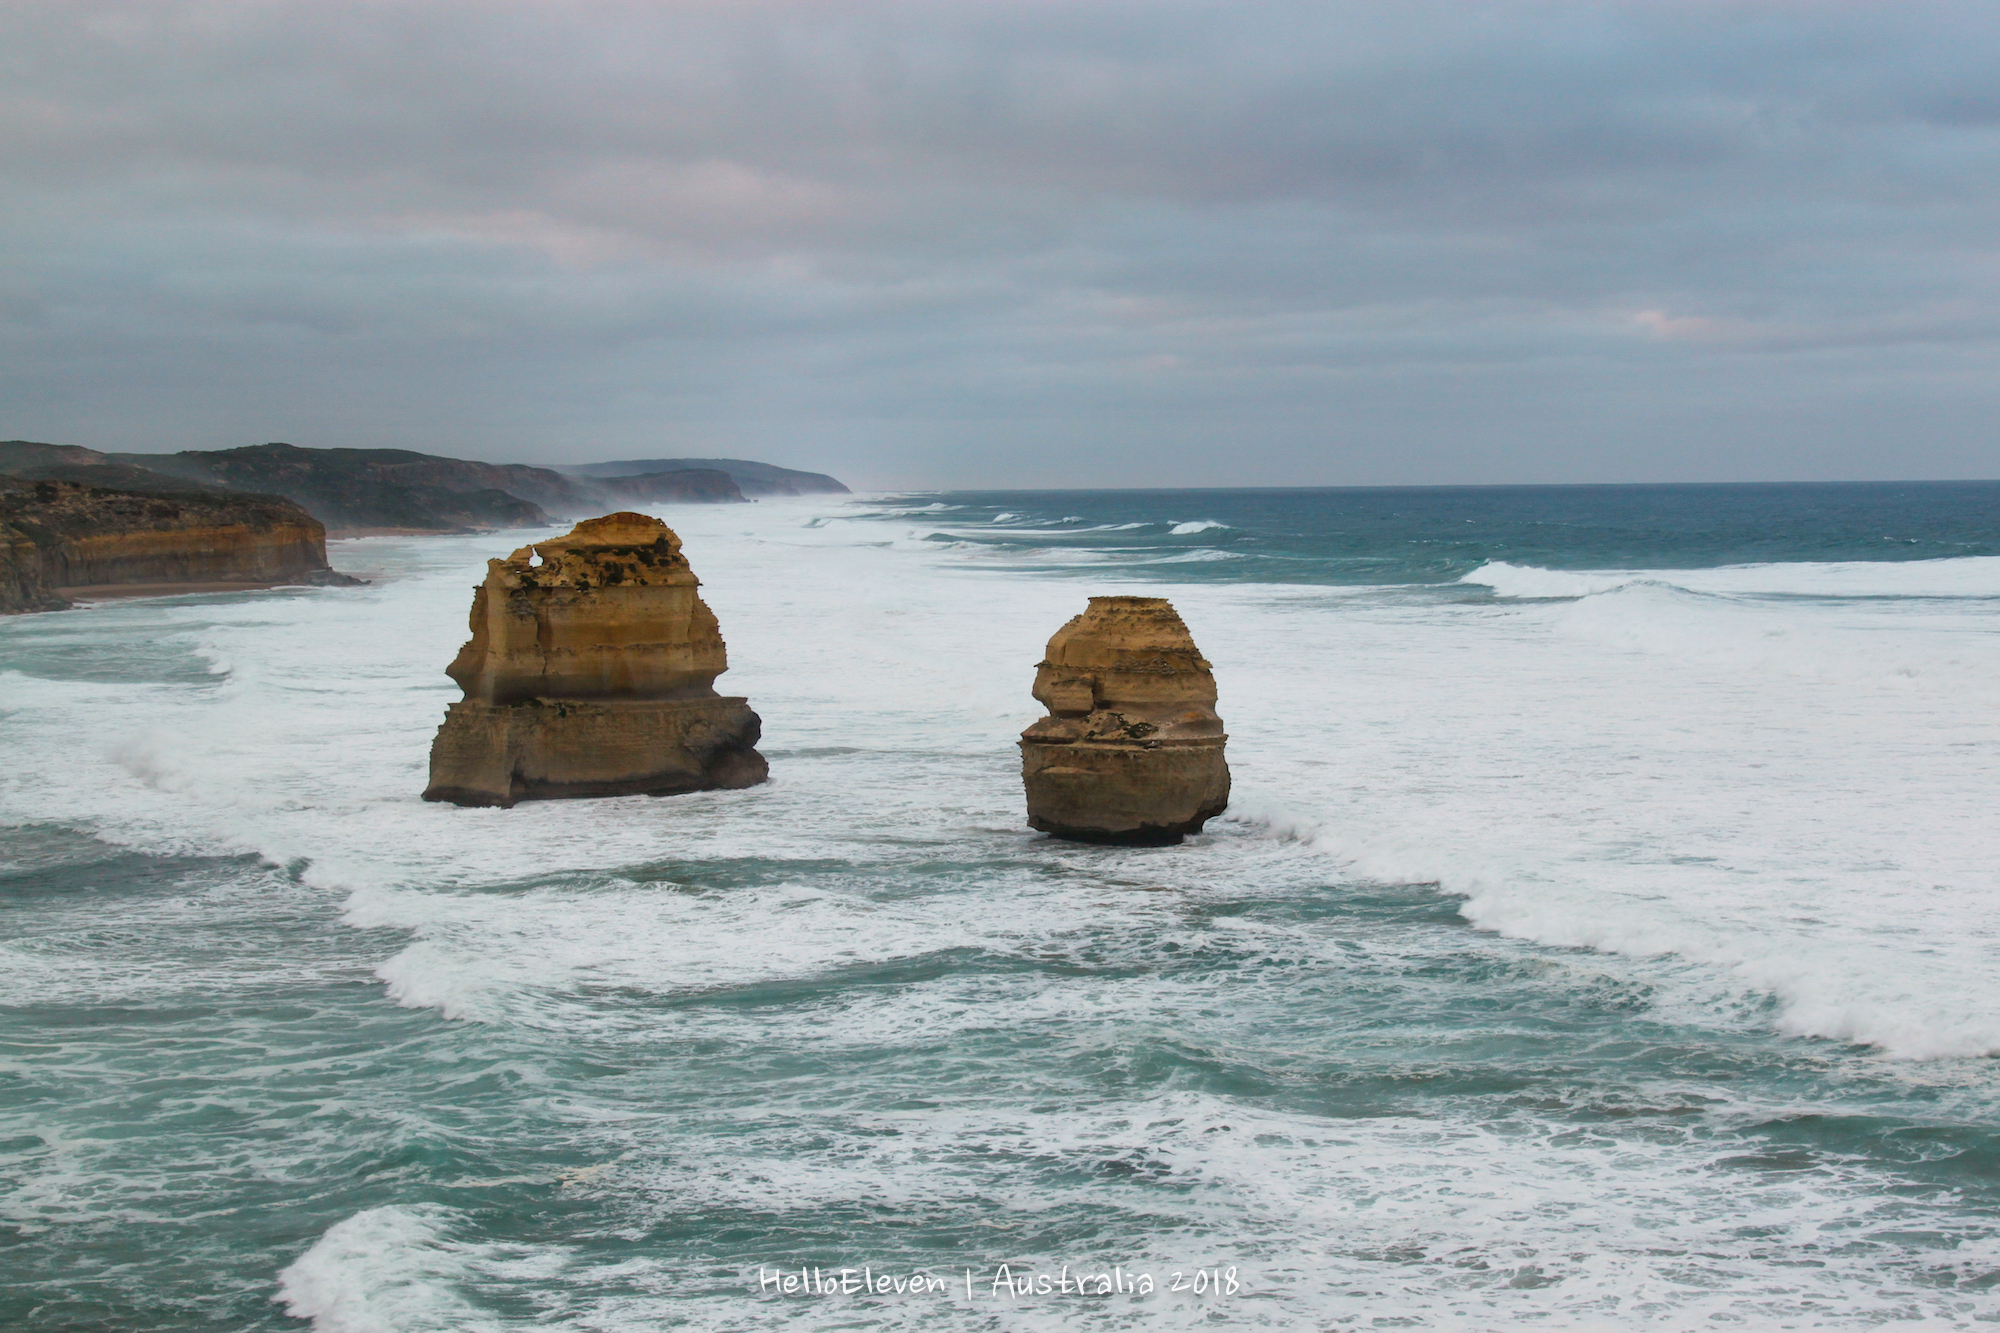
[423,512,768,807]
[0,477,356,614]
[1019,596,1230,845]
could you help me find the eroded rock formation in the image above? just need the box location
[1019,595,1229,845]
[423,512,768,807]
[0,477,356,615]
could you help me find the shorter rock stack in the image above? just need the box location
[1019,595,1229,845]
[423,512,767,807]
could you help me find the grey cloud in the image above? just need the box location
[3,1,2000,486]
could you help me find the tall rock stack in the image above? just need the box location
[1019,595,1230,845]
[423,512,768,807]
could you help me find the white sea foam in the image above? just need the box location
[1465,555,2000,600]
[277,1204,509,1333]
[1193,574,2000,1060]
[1169,519,1228,535]
[1138,549,1244,564]
[9,496,2000,1327]
[4,506,1998,1064]
[355,874,996,1026]
[279,1078,2000,1331]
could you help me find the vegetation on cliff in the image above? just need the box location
[100,444,558,533]
[116,444,768,528]
[562,457,850,496]
[0,440,786,533]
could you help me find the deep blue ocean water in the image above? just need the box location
[3,483,1999,1332]
[872,481,2000,584]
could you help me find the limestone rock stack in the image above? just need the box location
[1019,595,1229,845]
[423,512,767,807]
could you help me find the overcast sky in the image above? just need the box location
[5,1,1998,488]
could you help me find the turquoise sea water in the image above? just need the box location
[4,484,1999,1331]
[880,481,2000,583]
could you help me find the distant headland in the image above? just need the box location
[0,439,850,614]
[558,457,848,498]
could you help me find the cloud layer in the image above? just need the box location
[5,0,1999,485]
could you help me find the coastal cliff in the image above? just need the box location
[424,512,767,806]
[0,518,65,614]
[0,441,850,535]
[596,468,744,504]
[0,478,355,614]
[102,443,557,533]
[1019,595,1230,844]
[108,444,752,528]
[562,457,850,496]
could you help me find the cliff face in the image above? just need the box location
[424,512,768,807]
[1018,595,1230,844]
[0,519,66,614]
[0,478,354,614]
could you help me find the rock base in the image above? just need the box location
[424,696,767,808]
[1020,740,1230,845]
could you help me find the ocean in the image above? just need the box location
[3,481,1999,1332]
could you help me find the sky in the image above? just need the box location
[4,0,1998,490]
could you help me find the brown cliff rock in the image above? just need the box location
[423,512,768,807]
[0,518,66,614]
[0,478,358,615]
[1019,595,1229,845]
